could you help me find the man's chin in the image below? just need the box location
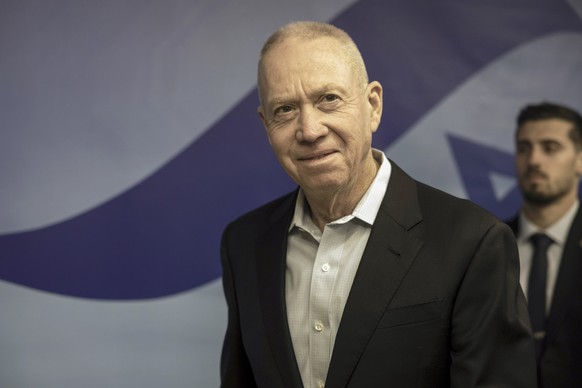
[523,190,559,206]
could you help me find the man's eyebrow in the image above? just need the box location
[266,97,296,109]
[309,84,347,97]
[517,138,565,147]
[266,84,349,107]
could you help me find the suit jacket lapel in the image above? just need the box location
[326,162,424,387]
[546,207,582,335]
[255,192,304,388]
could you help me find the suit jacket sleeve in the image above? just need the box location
[450,221,536,387]
[220,227,258,388]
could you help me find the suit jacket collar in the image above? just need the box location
[507,205,582,337]
[546,205,582,334]
[254,160,424,387]
[255,190,304,388]
[325,160,424,387]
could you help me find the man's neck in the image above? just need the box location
[523,193,578,229]
[304,156,380,231]
[305,192,359,230]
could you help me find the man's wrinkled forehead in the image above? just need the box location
[259,36,334,73]
[258,36,354,103]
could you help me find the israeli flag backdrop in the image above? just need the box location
[1,1,581,386]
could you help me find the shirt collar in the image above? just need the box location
[518,200,579,247]
[289,149,392,232]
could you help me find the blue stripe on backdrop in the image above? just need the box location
[1,0,581,300]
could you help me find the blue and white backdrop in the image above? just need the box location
[1,1,581,386]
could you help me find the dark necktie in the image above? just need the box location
[528,233,553,359]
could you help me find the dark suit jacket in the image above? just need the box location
[506,206,582,388]
[221,161,536,388]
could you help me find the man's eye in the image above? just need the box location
[274,105,293,115]
[322,94,338,103]
[541,141,562,154]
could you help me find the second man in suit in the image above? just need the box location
[507,101,582,388]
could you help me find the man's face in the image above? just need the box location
[516,118,582,205]
[257,37,382,195]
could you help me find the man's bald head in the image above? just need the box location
[257,21,369,105]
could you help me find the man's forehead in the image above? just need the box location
[519,118,572,132]
[258,35,359,104]
[262,52,353,87]
[517,120,574,142]
[264,36,345,65]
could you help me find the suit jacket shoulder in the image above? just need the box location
[224,190,297,237]
[542,205,582,386]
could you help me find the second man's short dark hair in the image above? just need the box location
[517,102,582,148]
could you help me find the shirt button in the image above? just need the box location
[314,321,324,332]
[321,263,330,272]
[317,380,325,388]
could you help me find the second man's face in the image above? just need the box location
[257,37,382,196]
[516,118,582,205]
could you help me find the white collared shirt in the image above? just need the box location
[517,200,579,314]
[285,149,391,388]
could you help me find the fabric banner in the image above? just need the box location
[1,0,581,386]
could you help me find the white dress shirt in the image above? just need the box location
[285,149,391,388]
[517,200,579,314]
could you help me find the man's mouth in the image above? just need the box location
[525,170,547,180]
[299,151,336,161]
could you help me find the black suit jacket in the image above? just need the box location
[506,205,582,388]
[221,161,536,387]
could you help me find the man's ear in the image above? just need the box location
[367,81,383,133]
[576,148,582,176]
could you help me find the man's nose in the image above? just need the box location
[296,107,328,142]
[527,146,544,165]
